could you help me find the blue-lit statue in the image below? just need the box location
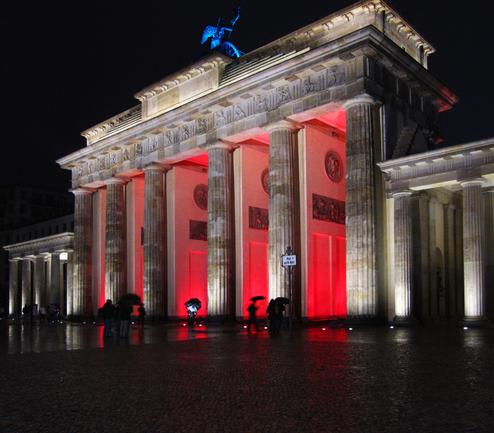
[201,7,244,59]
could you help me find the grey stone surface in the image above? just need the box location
[1,323,494,433]
[393,191,414,320]
[105,179,127,303]
[462,181,485,320]
[268,122,299,300]
[207,144,234,317]
[143,165,166,317]
[72,190,93,316]
[345,96,379,318]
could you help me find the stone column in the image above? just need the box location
[207,142,234,318]
[72,188,93,317]
[143,164,166,318]
[444,203,457,318]
[344,95,380,319]
[484,189,494,319]
[9,259,20,316]
[21,258,32,309]
[393,191,414,322]
[267,121,300,300]
[66,250,74,317]
[461,180,487,322]
[105,178,127,303]
[33,255,46,308]
[49,252,61,306]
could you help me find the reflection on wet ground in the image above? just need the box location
[0,320,220,355]
[1,320,493,433]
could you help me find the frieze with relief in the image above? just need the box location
[193,184,208,211]
[249,207,269,230]
[189,220,207,241]
[70,65,344,185]
[312,193,345,225]
[261,168,269,195]
[324,151,343,183]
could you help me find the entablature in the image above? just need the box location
[378,138,494,193]
[4,233,74,259]
[78,0,435,147]
[59,15,456,190]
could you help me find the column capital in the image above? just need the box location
[266,119,303,133]
[206,141,237,151]
[343,94,381,110]
[9,257,21,262]
[482,186,494,194]
[460,178,485,188]
[70,187,95,196]
[143,163,170,173]
[391,189,414,198]
[103,176,128,186]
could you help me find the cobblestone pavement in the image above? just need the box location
[1,321,493,433]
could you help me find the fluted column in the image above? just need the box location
[72,188,93,317]
[393,191,414,322]
[33,255,46,308]
[105,178,127,303]
[66,251,74,317]
[207,142,234,318]
[143,164,166,318]
[461,180,486,322]
[9,259,20,316]
[21,258,32,309]
[49,252,61,306]
[344,95,380,319]
[268,121,300,300]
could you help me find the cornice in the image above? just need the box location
[3,232,74,257]
[134,54,232,101]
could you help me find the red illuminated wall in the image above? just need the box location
[236,144,269,319]
[168,164,208,318]
[303,121,347,319]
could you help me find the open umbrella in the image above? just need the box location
[185,298,202,308]
[250,296,266,302]
[118,293,142,306]
[275,297,290,305]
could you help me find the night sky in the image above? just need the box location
[2,0,493,191]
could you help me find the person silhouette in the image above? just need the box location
[247,301,260,334]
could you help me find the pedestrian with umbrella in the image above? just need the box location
[117,294,141,338]
[247,296,265,334]
[185,298,201,326]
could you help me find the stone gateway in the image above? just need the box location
[8,0,493,325]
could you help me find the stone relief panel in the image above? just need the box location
[324,151,343,183]
[193,184,208,210]
[261,168,269,195]
[249,207,269,230]
[189,220,208,241]
[312,193,345,225]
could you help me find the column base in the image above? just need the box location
[392,316,419,327]
[460,317,492,328]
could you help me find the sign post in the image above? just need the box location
[281,246,296,334]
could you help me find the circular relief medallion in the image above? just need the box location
[193,184,208,210]
[325,151,343,183]
[261,168,269,194]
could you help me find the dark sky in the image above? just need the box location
[2,0,493,191]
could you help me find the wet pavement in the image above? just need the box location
[1,320,493,433]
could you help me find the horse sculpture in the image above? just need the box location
[201,7,244,59]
